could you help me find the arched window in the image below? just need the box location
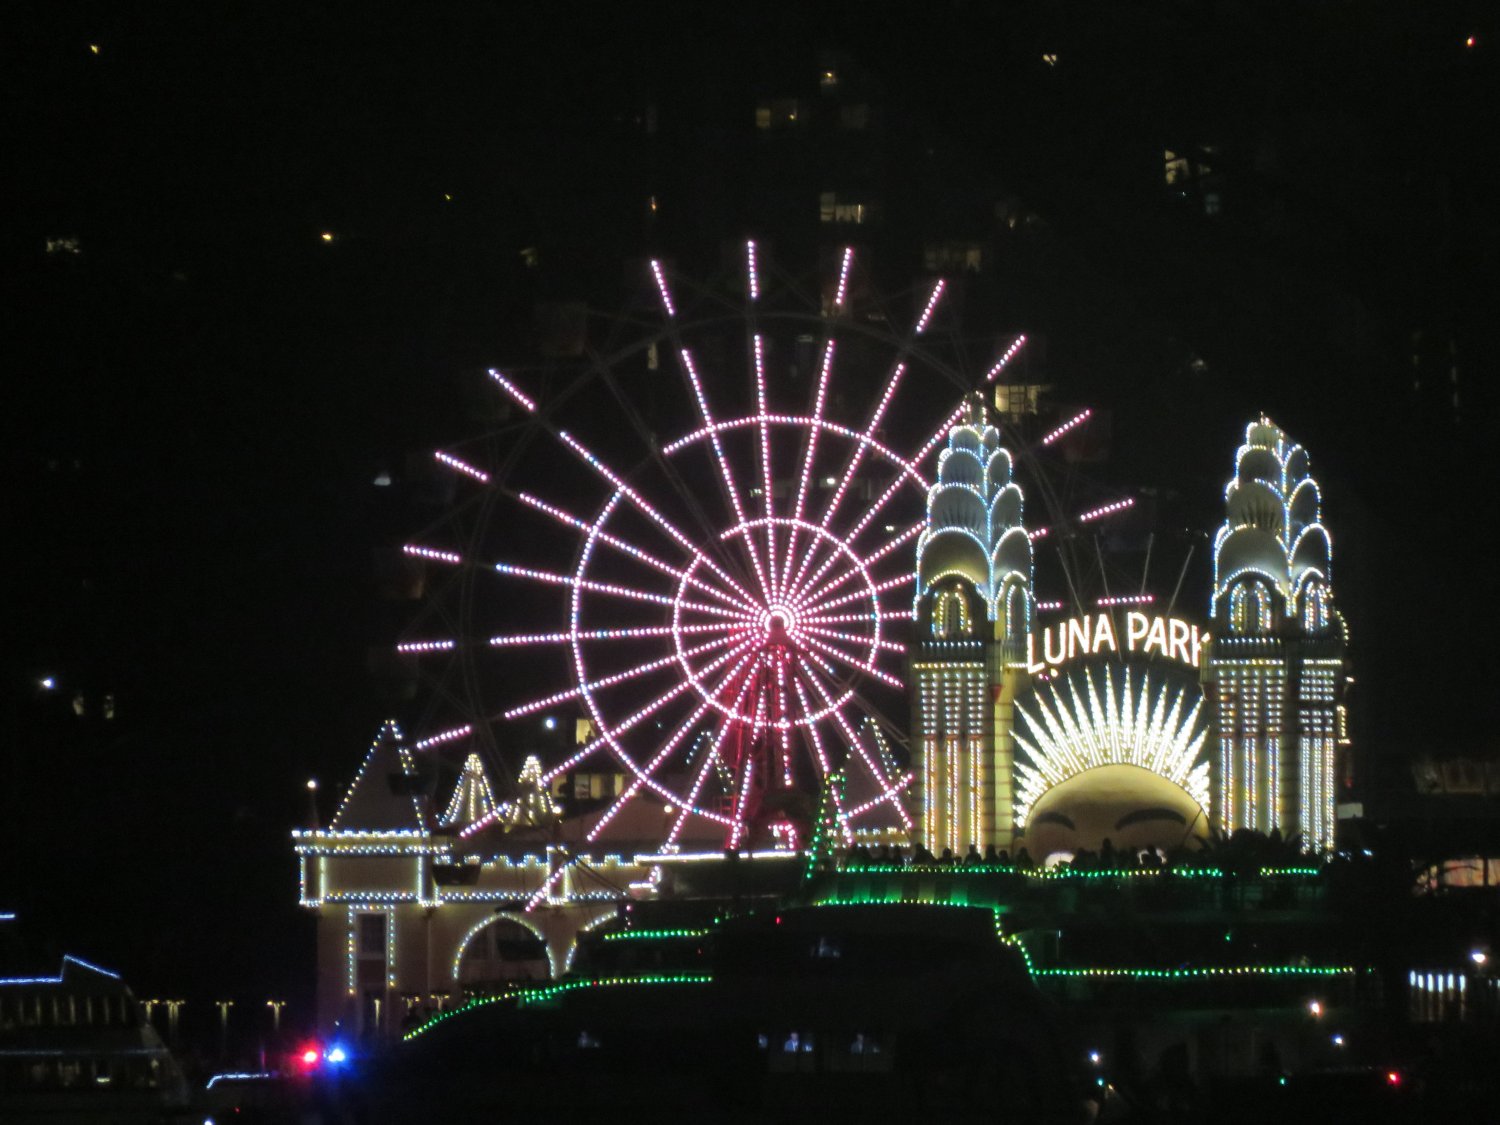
[932,586,971,639]
[1004,584,1029,642]
[1229,579,1274,636]
[1301,582,1329,634]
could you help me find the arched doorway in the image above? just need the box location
[454,916,551,987]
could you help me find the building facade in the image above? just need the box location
[295,722,645,1037]
[1204,418,1349,851]
[912,412,1350,859]
[911,403,1033,853]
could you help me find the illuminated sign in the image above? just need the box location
[1024,611,1205,674]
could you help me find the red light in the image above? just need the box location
[297,1043,322,1071]
[1386,1070,1401,1087]
[1466,36,1476,48]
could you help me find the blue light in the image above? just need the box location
[325,1045,348,1065]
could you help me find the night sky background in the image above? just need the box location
[3,2,1498,1030]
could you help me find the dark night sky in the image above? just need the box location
[3,1,1498,1024]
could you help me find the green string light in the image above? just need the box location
[401,973,713,1041]
[835,863,1325,880]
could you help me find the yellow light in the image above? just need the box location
[443,193,452,201]
[320,232,334,243]
[89,44,100,55]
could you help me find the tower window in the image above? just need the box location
[933,587,971,639]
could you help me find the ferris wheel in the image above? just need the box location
[396,245,1031,852]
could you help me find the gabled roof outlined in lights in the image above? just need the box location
[328,720,429,834]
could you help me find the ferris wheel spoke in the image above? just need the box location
[774,659,793,787]
[675,347,772,603]
[586,646,761,842]
[782,338,836,592]
[666,653,765,845]
[783,533,838,605]
[797,632,903,690]
[543,676,697,783]
[804,571,912,617]
[487,368,538,414]
[556,430,761,610]
[797,522,922,610]
[798,272,920,570]
[913,279,946,335]
[726,666,774,840]
[492,623,731,647]
[413,724,472,751]
[803,609,909,626]
[984,334,1029,383]
[557,631,768,786]
[789,677,832,775]
[402,544,464,566]
[505,631,742,720]
[494,561,681,611]
[796,662,912,829]
[517,491,755,616]
[726,688,768,849]
[799,623,902,656]
[795,558,867,614]
[833,245,854,309]
[844,401,967,544]
[433,450,490,483]
[750,332,779,598]
[395,638,457,655]
[674,564,763,620]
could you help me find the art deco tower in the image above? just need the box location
[912,402,1032,853]
[1205,419,1347,850]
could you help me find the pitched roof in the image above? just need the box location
[438,752,498,830]
[328,720,429,833]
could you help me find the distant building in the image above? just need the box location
[0,918,189,1115]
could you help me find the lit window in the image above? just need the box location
[923,242,983,272]
[755,99,804,131]
[45,237,81,255]
[994,383,1049,418]
[820,193,868,224]
[1163,150,1191,186]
